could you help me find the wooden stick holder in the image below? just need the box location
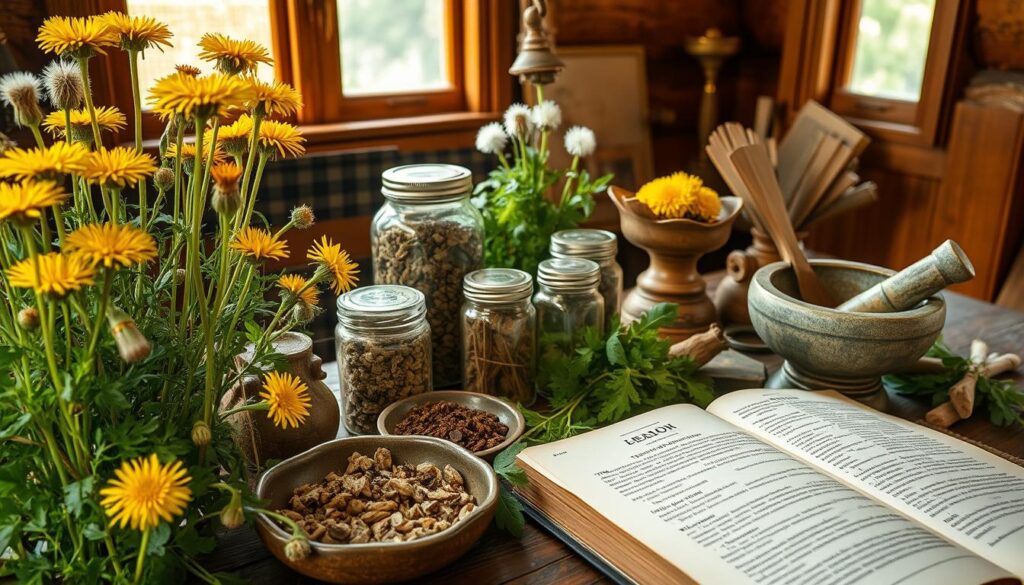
[714,228,808,326]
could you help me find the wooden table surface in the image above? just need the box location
[203,276,1024,584]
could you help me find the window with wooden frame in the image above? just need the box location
[827,0,967,144]
[67,0,511,147]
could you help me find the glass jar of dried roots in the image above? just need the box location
[335,285,432,435]
[461,268,536,405]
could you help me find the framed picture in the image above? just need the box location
[528,45,654,188]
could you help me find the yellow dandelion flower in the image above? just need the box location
[164,141,225,165]
[36,16,117,58]
[42,106,126,141]
[231,226,289,262]
[8,252,96,297]
[278,274,319,307]
[0,142,90,181]
[65,223,157,269]
[244,77,302,117]
[209,161,242,190]
[0,181,68,226]
[307,236,359,294]
[98,454,192,531]
[197,33,273,75]
[147,72,254,121]
[83,146,157,188]
[636,172,708,220]
[258,119,305,159]
[209,113,253,155]
[691,186,722,222]
[259,371,310,429]
[215,114,253,142]
[101,11,173,53]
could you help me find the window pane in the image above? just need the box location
[847,0,936,101]
[128,0,275,107]
[337,0,449,96]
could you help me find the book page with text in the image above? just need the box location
[710,389,1024,578]
[518,404,1012,585]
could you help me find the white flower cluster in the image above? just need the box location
[476,101,596,157]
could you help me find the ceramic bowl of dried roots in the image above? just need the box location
[377,390,525,461]
[255,435,498,584]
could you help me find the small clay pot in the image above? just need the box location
[609,185,743,341]
[714,227,808,327]
[221,332,340,465]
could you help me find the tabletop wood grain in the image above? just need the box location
[201,274,1024,584]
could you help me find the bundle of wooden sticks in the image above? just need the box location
[708,100,878,233]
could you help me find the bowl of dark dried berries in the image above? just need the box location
[377,391,525,461]
[255,435,497,584]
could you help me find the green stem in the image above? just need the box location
[76,57,103,148]
[133,526,150,585]
[104,533,125,581]
[558,157,580,210]
[219,401,270,419]
[234,112,264,232]
[29,124,46,148]
[88,270,113,357]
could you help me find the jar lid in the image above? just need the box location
[381,164,473,203]
[537,258,601,292]
[336,285,426,331]
[550,229,618,261]
[464,268,533,304]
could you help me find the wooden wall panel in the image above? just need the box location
[807,170,942,271]
[550,0,783,175]
[929,102,1024,299]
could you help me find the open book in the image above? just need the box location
[516,390,1024,585]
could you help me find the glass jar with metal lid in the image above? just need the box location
[550,229,623,321]
[462,268,536,404]
[533,258,605,368]
[335,285,432,435]
[371,164,484,389]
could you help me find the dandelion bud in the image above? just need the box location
[42,60,85,111]
[220,490,244,529]
[210,162,242,216]
[106,307,151,364]
[191,420,211,447]
[284,537,311,561]
[291,302,315,325]
[291,205,314,230]
[175,64,201,77]
[153,167,175,192]
[174,268,186,286]
[0,72,44,128]
[18,307,39,330]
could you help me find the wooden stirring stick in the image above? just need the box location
[730,144,836,307]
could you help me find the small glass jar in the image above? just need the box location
[550,229,623,321]
[462,269,536,405]
[335,285,432,435]
[533,258,605,365]
[371,164,484,388]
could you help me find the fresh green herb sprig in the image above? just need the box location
[521,303,715,444]
[472,145,611,276]
[884,341,1024,427]
[491,303,716,535]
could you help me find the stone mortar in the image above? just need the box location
[748,259,947,410]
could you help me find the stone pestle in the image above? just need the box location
[837,240,975,313]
